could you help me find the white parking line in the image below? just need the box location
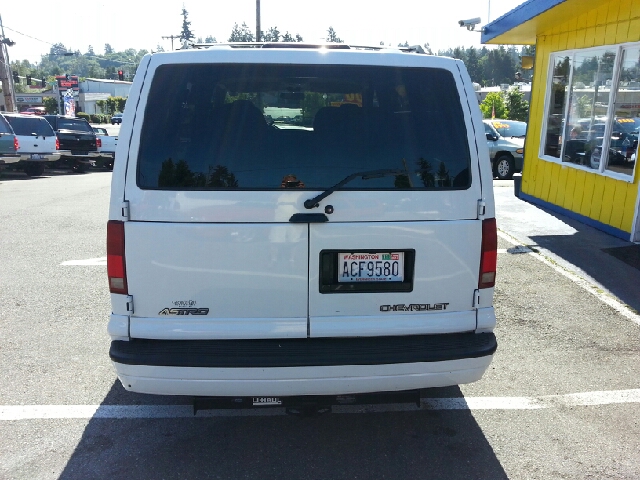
[61,257,107,266]
[2,389,639,420]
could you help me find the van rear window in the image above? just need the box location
[137,64,471,190]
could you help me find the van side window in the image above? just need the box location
[137,64,471,190]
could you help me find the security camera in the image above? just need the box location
[458,17,482,30]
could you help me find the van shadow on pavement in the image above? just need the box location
[58,381,509,480]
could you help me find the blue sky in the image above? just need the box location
[2,0,525,63]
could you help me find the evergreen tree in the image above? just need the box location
[465,47,481,83]
[264,26,281,42]
[180,7,195,45]
[326,27,343,43]
[228,22,255,42]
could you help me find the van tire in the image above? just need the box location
[494,155,514,180]
[24,163,45,177]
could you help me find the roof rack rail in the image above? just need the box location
[190,42,351,50]
[188,42,426,53]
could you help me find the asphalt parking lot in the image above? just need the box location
[0,172,638,479]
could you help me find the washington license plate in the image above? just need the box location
[338,252,404,282]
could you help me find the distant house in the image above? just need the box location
[79,78,132,114]
[483,0,640,242]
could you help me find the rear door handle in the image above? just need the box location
[289,213,328,223]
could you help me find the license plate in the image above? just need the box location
[338,252,404,282]
[31,154,42,160]
[253,397,282,406]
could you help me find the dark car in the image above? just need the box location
[43,115,101,173]
[111,113,123,125]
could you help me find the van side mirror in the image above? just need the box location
[486,133,497,141]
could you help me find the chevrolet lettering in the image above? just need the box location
[380,303,450,312]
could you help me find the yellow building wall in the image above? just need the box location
[521,0,640,235]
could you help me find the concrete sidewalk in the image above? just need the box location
[493,181,640,315]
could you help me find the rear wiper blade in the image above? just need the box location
[303,169,406,209]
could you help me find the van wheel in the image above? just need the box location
[494,155,514,180]
[24,163,45,177]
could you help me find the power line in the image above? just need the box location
[2,25,58,48]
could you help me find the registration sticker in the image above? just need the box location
[339,252,404,282]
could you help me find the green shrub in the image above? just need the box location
[77,112,90,121]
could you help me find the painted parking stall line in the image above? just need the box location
[2,389,639,420]
[497,231,640,326]
[61,257,107,266]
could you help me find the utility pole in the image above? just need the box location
[162,35,181,51]
[0,15,17,112]
[256,0,261,42]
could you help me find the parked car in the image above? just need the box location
[20,106,46,116]
[111,113,123,125]
[488,119,527,139]
[43,115,100,173]
[92,126,118,170]
[107,44,498,411]
[2,113,61,176]
[565,118,639,169]
[0,114,21,169]
[483,119,525,180]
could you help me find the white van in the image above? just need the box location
[107,44,498,408]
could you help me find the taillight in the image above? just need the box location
[107,220,128,294]
[96,138,102,148]
[55,137,60,150]
[479,218,497,289]
[14,136,19,151]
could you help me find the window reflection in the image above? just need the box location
[543,44,639,179]
[543,56,570,158]
[563,48,616,169]
[606,46,639,175]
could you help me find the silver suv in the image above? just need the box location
[483,119,525,180]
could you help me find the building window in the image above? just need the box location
[541,43,639,180]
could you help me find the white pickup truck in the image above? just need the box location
[92,126,118,170]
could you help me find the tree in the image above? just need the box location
[180,7,195,45]
[104,43,114,55]
[504,87,529,121]
[43,97,59,114]
[326,27,343,43]
[228,22,254,42]
[204,35,217,43]
[49,43,68,56]
[86,45,95,56]
[263,26,281,42]
[480,92,508,119]
[465,47,481,83]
